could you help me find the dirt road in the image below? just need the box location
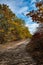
[0,39,36,65]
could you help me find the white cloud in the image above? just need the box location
[17,6,28,14]
[31,0,36,4]
[25,23,39,34]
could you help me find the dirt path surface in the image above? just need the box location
[0,39,29,51]
[0,39,36,65]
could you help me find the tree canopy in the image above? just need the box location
[0,4,31,44]
[26,2,43,23]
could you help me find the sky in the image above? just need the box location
[0,0,41,34]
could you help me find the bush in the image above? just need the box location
[26,32,43,65]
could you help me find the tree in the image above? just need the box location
[0,4,31,43]
[26,1,43,65]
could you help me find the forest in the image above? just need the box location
[0,1,43,65]
[0,4,32,44]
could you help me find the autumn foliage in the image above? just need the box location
[0,4,31,44]
[26,1,43,65]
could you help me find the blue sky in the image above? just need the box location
[0,0,41,34]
